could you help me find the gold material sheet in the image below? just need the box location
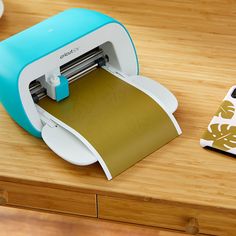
[38,68,179,178]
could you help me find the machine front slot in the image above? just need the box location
[29,47,108,103]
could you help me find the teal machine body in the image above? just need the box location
[0,8,139,137]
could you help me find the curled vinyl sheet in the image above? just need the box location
[38,68,180,179]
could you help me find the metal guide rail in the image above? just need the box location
[30,47,108,102]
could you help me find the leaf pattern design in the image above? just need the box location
[216,100,234,119]
[203,123,236,151]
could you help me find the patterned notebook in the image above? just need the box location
[201,86,236,155]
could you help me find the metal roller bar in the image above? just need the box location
[60,48,103,75]
[67,62,98,84]
[29,81,41,92]
[30,49,107,102]
[36,62,99,101]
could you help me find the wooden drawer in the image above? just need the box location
[98,195,236,235]
[0,181,97,217]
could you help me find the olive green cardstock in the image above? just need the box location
[39,68,179,179]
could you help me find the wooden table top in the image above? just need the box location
[0,0,236,213]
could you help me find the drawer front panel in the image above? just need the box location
[98,195,236,235]
[0,181,97,217]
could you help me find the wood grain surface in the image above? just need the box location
[0,206,186,236]
[0,0,236,234]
